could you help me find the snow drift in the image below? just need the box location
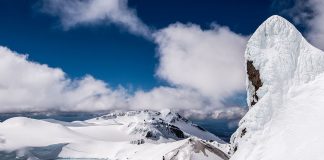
[230,15,324,159]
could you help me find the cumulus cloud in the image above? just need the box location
[39,0,151,38]
[274,0,324,50]
[0,45,246,120]
[154,23,247,105]
[130,87,210,111]
[0,46,129,112]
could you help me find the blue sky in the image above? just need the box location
[0,0,282,90]
[0,0,313,119]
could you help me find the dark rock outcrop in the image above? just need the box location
[247,61,262,107]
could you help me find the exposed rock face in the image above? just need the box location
[135,122,186,140]
[246,61,262,107]
[168,124,185,139]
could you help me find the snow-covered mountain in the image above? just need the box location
[230,15,324,159]
[0,110,229,159]
[86,109,223,142]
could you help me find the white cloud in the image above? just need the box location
[0,45,246,120]
[129,87,221,119]
[130,87,210,111]
[40,0,151,38]
[129,87,247,120]
[154,23,247,105]
[0,46,129,112]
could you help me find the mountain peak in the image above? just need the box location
[257,15,299,37]
[244,15,324,108]
[230,15,324,159]
[263,15,291,25]
[247,15,301,54]
[87,109,224,143]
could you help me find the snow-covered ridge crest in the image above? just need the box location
[231,15,324,159]
[246,15,324,108]
[88,109,223,142]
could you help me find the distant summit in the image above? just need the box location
[88,109,224,142]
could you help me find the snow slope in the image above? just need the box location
[230,15,324,160]
[164,137,229,160]
[0,110,229,159]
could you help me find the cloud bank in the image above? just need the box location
[0,46,246,119]
[40,0,151,38]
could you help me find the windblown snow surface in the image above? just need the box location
[0,110,229,159]
[230,15,324,160]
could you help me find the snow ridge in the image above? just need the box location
[88,109,223,142]
[165,137,229,160]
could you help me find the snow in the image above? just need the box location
[86,110,224,143]
[164,137,229,160]
[0,110,228,159]
[0,117,86,150]
[230,15,324,160]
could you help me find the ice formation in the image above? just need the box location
[231,15,324,160]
